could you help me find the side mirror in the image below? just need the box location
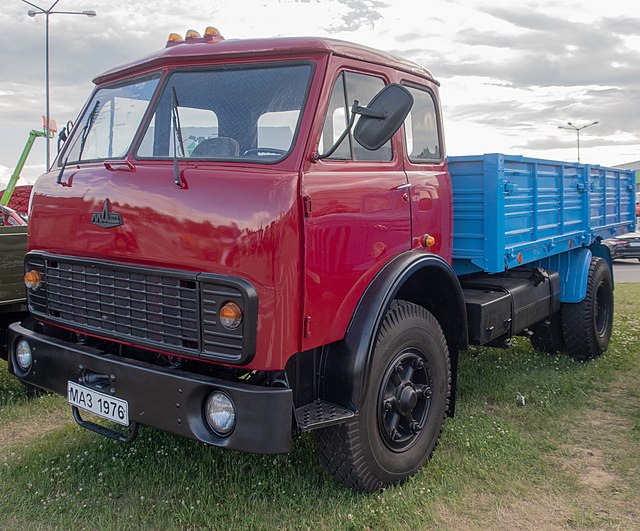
[353,84,413,151]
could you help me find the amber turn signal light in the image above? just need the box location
[419,234,436,248]
[24,270,41,290]
[219,302,243,330]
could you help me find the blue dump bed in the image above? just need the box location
[449,154,636,275]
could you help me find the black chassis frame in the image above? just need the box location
[7,320,293,453]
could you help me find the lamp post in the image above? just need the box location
[558,121,598,164]
[23,0,96,171]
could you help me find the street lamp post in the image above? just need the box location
[23,0,96,171]
[558,121,598,164]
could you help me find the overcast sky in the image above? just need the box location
[1,0,638,185]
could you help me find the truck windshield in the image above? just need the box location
[136,63,312,163]
[60,76,160,164]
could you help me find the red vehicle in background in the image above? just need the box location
[4,185,32,218]
[5,29,635,491]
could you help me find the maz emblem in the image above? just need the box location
[91,198,123,228]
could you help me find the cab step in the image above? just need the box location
[294,399,354,431]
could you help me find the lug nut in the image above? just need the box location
[390,428,401,441]
[384,399,394,411]
[410,421,421,433]
[418,385,432,398]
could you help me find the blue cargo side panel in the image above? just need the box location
[449,154,636,275]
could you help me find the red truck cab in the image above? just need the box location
[27,33,453,368]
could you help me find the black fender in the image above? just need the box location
[319,251,468,413]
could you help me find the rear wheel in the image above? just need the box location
[314,300,450,491]
[561,257,613,360]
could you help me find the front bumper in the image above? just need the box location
[7,321,293,454]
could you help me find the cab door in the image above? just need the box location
[301,63,411,351]
[400,82,452,262]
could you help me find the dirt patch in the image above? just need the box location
[558,444,618,488]
[436,490,573,530]
[0,407,71,449]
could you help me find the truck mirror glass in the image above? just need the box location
[353,83,413,151]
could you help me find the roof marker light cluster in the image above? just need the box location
[166,27,224,47]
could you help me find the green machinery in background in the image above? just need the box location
[0,129,49,206]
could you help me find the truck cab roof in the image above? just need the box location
[94,35,437,86]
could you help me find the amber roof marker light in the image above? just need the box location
[166,26,225,47]
[204,26,225,42]
[166,33,184,47]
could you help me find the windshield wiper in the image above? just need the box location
[77,100,101,161]
[171,87,185,187]
[57,99,101,184]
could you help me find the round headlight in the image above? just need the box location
[219,301,242,330]
[205,391,236,436]
[15,339,33,372]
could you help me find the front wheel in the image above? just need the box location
[314,300,450,491]
[561,257,614,360]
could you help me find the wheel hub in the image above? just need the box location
[378,349,432,451]
[398,385,418,413]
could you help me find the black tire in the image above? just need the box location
[561,257,613,360]
[529,311,566,354]
[314,300,450,491]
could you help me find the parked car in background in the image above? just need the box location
[605,232,640,261]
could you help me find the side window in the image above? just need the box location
[403,86,441,162]
[320,71,392,161]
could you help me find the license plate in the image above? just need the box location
[67,381,129,426]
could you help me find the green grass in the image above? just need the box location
[1,285,639,529]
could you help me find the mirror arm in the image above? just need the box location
[314,103,360,161]
[351,105,385,119]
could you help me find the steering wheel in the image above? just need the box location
[243,148,287,157]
